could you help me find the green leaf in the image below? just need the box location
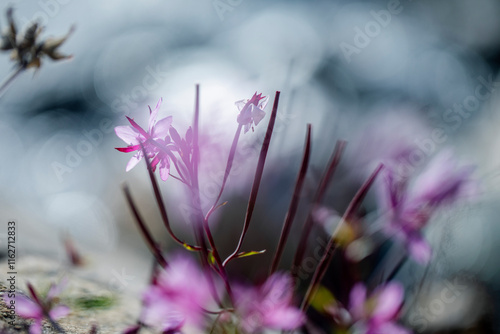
[310,285,336,313]
[234,250,266,259]
[183,242,197,252]
[208,251,217,266]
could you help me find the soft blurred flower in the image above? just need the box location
[4,280,69,334]
[349,282,410,334]
[115,98,175,181]
[140,254,216,333]
[379,150,476,264]
[236,92,268,133]
[234,273,304,333]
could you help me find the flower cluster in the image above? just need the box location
[111,89,477,334]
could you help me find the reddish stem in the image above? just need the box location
[300,164,383,312]
[139,143,201,251]
[223,91,281,267]
[269,124,312,274]
[292,140,346,278]
[123,184,168,268]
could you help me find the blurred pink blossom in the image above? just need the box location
[379,150,476,263]
[349,282,410,334]
[234,273,304,333]
[140,254,216,333]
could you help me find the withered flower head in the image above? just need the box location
[0,7,74,69]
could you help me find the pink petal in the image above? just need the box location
[408,236,432,264]
[49,305,70,319]
[250,105,266,126]
[349,283,367,320]
[116,145,141,153]
[47,278,68,300]
[151,116,172,140]
[372,283,404,323]
[159,161,170,181]
[148,98,163,132]
[126,152,143,172]
[115,126,142,146]
[235,99,247,112]
[10,295,42,318]
[264,307,305,330]
[126,117,149,138]
[29,319,43,334]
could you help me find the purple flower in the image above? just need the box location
[4,280,69,334]
[140,254,216,332]
[349,282,411,334]
[379,151,475,264]
[115,98,175,181]
[234,273,304,333]
[236,92,268,133]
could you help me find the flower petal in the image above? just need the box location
[49,305,70,319]
[148,98,163,132]
[349,283,367,320]
[372,283,404,323]
[126,117,149,138]
[408,235,432,264]
[116,144,141,153]
[8,295,42,318]
[250,104,266,126]
[152,116,172,140]
[264,307,305,330]
[115,126,142,146]
[126,152,143,172]
[29,319,43,334]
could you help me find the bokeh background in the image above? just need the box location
[1,0,500,332]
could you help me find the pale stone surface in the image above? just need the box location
[0,255,147,334]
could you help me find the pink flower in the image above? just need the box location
[4,280,69,334]
[234,273,304,333]
[140,254,216,332]
[236,92,268,133]
[349,282,411,334]
[115,98,175,181]
[379,151,475,264]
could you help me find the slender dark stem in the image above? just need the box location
[269,124,312,275]
[292,140,346,278]
[300,164,383,312]
[122,184,168,268]
[140,143,201,251]
[27,283,67,334]
[223,91,281,267]
[205,124,243,222]
[191,84,231,306]
[0,66,24,98]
